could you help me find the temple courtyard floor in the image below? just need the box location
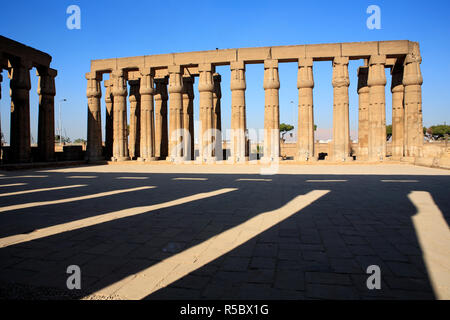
[0,163,449,300]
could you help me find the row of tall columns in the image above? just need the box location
[297,58,316,161]
[230,61,247,162]
[262,59,280,161]
[7,60,56,163]
[86,53,423,163]
[332,57,352,161]
[356,51,423,160]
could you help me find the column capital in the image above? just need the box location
[357,66,369,94]
[213,73,222,99]
[198,64,214,92]
[263,59,280,90]
[333,56,349,66]
[391,63,404,93]
[332,57,349,88]
[297,58,314,89]
[367,56,387,87]
[128,79,140,103]
[139,70,155,96]
[182,76,195,99]
[154,78,168,101]
[37,68,57,97]
[403,53,423,86]
[168,67,183,94]
[86,71,101,98]
[111,69,127,97]
[10,59,32,91]
[230,63,246,91]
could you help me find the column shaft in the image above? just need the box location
[37,67,57,162]
[9,60,32,163]
[168,65,183,161]
[182,76,194,160]
[230,61,247,162]
[403,48,423,158]
[332,57,352,161]
[86,71,103,161]
[128,79,141,159]
[213,73,223,160]
[154,78,168,159]
[104,80,114,159]
[391,63,405,158]
[367,55,387,161]
[198,63,215,162]
[111,69,129,161]
[297,58,315,161]
[357,66,369,160]
[139,69,156,161]
[263,59,280,161]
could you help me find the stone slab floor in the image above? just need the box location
[0,163,448,300]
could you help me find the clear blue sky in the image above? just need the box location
[1,0,449,143]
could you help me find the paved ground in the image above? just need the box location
[0,163,449,300]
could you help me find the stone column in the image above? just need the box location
[0,72,2,154]
[367,55,387,161]
[198,63,215,162]
[154,78,168,159]
[357,65,369,160]
[128,79,141,159]
[331,57,352,161]
[37,67,57,162]
[104,80,114,159]
[111,69,129,161]
[168,65,183,161]
[86,71,103,161]
[139,69,156,161]
[391,63,405,159]
[230,61,247,162]
[296,58,316,161]
[182,76,194,160]
[9,60,32,163]
[403,50,423,158]
[213,73,223,160]
[263,59,280,162]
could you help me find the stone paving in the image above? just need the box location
[0,163,449,300]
